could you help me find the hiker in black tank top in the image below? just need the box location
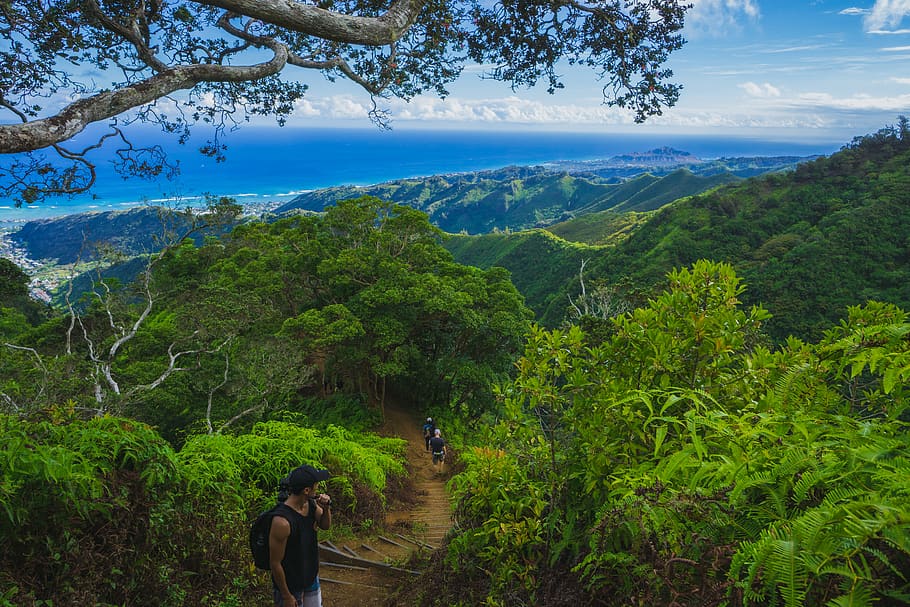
[269,465,332,607]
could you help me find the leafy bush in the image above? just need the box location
[445,261,910,606]
[0,414,408,606]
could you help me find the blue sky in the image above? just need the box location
[279,1,910,141]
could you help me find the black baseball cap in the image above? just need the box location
[288,464,330,490]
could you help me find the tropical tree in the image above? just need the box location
[0,257,48,326]
[278,196,532,415]
[0,0,689,203]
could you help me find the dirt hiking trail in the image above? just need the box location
[316,401,454,606]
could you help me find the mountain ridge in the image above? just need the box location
[275,151,809,234]
[444,127,910,342]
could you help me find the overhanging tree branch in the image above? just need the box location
[1,0,690,201]
[194,0,427,45]
[0,48,289,153]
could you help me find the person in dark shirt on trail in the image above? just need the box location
[422,417,435,452]
[269,464,333,607]
[429,428,447,469]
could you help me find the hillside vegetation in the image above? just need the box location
[447,124,910,341]
[428,260,910,607]
[545,209,652,246]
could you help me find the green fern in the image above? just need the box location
[825,582,874,607]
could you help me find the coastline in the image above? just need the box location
[0,196,295,231]
[0,128,845,229]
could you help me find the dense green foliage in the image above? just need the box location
[3,124,910,607]
[443,260,910,606]
[0,412,405,605]
[444,228,598,322]
[1,197,531,441]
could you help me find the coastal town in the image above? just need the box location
[0,229,56,303]
[1,200,288,307]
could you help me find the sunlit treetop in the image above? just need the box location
[0,0,690,204]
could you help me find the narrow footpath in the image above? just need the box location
[317,402,454,606]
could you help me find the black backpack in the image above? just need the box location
[249,498,316,570]
[250,504,282,570]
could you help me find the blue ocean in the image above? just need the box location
[0,126,846,229]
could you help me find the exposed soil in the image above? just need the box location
[318,402,454,607]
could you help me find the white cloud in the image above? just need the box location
[288,95,372,119]
[684,0,760,38]
[881,45,910,50]
[326,96,370,119]
[840,7,870,16]
[864,0,910,32]
[892,76,910,83]
[389,95,635,125]
[739,82,781,97]
[278,86,903,135]
[762,44,828,54]
[789,90,910,112]
[292,99,321,117]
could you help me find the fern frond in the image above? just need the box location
[825,582,874,607]
[771,362,817,409]
[769,536,807,607]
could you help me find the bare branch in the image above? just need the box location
[3,342,49,406]
[218,400,268,433]
[205,350,232,434]
[1,392,20,413]
[128,335,232,395]
[4,342,48,374]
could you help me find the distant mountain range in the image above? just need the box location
[276,148,813,234]
[10,129,910,345]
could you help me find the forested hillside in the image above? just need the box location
[599,125,910,341]
[277,165,735,234]
[448,124,910,342]
[0,197,532,605]
[8,203,240,265]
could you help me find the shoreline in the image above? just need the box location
[0,131,843,228]
[0,198,289,232]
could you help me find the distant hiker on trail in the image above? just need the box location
[429,428,447,469]
[269,464,333,607]
[422,417,435,452]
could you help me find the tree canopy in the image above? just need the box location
[0,0,689,203]
[0,197,531,439]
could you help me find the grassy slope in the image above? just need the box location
[545,210,653,246]
[444,229,601,321]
